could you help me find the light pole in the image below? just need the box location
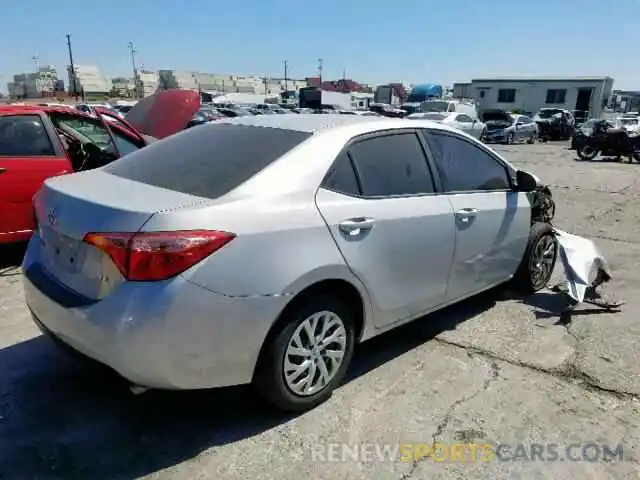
[317,58,323,85]
[128,41,138,99]
[66,34,78,100]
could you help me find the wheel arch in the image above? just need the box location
[252,275,369,381]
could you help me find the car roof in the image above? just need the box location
[0,104,89,116]
[217,113,460,136]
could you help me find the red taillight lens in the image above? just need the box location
[83,230,235,282]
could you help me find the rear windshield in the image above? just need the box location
[103,124,312,199]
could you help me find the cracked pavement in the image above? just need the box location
[1,143,639,479]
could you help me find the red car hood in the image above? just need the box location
[124,89,201,139]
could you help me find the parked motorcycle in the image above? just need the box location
[574,119,640,162]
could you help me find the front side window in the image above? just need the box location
[348,133,435,196]
[456,114,473,123]
[104,124,312,199]
[112,131,143,157]
[519,116,533,124]
[0,115,55,156]
[423,131,510,193]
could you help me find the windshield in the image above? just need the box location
[619,118,638,126]
[421,101,451,113]
[537,109,563,118]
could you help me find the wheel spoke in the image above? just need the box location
[283,310,348,397]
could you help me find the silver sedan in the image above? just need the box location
[23,114,557,411]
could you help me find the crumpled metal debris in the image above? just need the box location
[552,229,622,310]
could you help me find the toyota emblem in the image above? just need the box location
[47,208,57,226]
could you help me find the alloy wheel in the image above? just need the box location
[529,234,557,289]
[283,311,347,396]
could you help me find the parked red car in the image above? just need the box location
[0,89,200,244]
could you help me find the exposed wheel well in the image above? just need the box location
[253,279,365,378]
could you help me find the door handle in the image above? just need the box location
[339,217,375,236]
[455,208,479,222]
[0,167,6,174]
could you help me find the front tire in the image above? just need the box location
[527,133,537,144]
[506,132,514,145]
[512,222,558,293]
[578,145,599,161]
[253,294,356,412]
[479,128,488,143]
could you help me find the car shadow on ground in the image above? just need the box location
[0,285,501,479]
[0,242,27,276]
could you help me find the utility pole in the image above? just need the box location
[342,67,347,92]
[283,60,288,92]
[317,58,323,85]
[128,41,138,99]
[66,34,78,100]
[32,55,39,73]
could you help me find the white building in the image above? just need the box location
[351,92,374,110]
[68,64,112,94]
[7,66,60,98]
[138,70,158,97]
[462,76,614,121]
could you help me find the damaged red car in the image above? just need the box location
[0,90,201,244]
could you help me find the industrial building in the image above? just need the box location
[67,64,112,95]
[157,70,308,95]
[453,77,614,120]
[7,66,62,98]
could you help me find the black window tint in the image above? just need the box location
[322,152,360,196]
[519,116,533,123]
[103,124,312,199]
[456,114,473,123]
[424,131,510,192]
[498,89,516,103]
[0,115,54,156]
[349,133,434,196]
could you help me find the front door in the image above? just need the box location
[315,131,456,327]
[0,113,71,243]
[421,129,531,300]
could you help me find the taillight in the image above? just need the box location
[83,230,235,281]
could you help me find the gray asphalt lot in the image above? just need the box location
[0,142,639,479]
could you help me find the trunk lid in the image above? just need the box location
[33,169,209,299]
[124,89,201,139]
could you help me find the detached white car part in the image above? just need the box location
[553,229,621,308]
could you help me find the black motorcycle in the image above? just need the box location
[574,119,640,162]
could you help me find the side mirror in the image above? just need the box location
[516,170,538,192]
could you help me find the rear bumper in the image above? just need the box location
[22,237,287,390]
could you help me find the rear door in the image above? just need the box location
[315,130,456,328]
[0,112,71,243]
[421,129,530,300]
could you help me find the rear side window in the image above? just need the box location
[322,152,360,196]
[0,115,55,156]
[103,124,312,199]
[348,133,435,196]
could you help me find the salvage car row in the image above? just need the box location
[2,91,559,412]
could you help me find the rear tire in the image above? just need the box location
[527,133,536,144]
[253,293,356,412]
[479,128,488,143]
[512,222,558,293]
[578,145,599,161]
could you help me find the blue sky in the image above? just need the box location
[1,0,638,90]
